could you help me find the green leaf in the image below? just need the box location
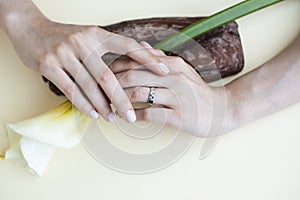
[155,0,284,51]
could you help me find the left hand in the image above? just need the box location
[110,42,229,137]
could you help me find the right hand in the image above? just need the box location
[1,1,169,122]
[110,42,222,136]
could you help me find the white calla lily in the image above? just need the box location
[4,101,91,176]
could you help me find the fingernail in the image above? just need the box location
[90,110,99,119]
[108,112,115,122]
[141,41,153,49]
[126,110,136,123]
[159,63,170,74]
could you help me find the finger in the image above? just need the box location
[115,70,170,88]
[110,42,166,74]
[135,108,179,127]
[42,65,98,119]
[101,34,170,75]
[154,56,202,84]
[111,55,198,83]
[110,57,146,74]
[124,87,177,108]
[59,54,115,122]
[83,51,137,122]
[140,41,166,57]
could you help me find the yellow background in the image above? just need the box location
[0,0,300,199]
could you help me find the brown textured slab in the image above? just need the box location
[103,17,244,81]
[43,17,244,95]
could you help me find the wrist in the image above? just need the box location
[211,85,243,134]
[222,81,269,133]
[0,0,48,35]
[222,86,241,133]
[0,0,13,30]
[201,85,240,136]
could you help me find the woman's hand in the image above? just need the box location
[112,31,300,137]
[110,42,234,136]
[0,0,169,122]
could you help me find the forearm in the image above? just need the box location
[226,34,300,130]
[0,0,47,35]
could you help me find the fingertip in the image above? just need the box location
[159,63,170,74]
[126,110,136,123]
[115,110,136,123]
[108,112,116,122]
[90,109,99,119]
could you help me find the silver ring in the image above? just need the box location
[148,87,156,106]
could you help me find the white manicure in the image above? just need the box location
[126,110,136,123]
[90,110,99,119]
[159,63,170,74]
[108,112,115,122]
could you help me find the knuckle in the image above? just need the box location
[148,53,159,62]
[40,52,52,65]
[125,38,138,50]
[125,37,137,45]
[54,44,67,58]
[99,68,114,83]
[38,53,56,73]
[43,64,58,75]
[67,32,82,44]
[122,71,135,83]
[131,87,145,101]
[62,84,75,97]
[83,80,97,95]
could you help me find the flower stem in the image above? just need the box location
[155,0,284,51]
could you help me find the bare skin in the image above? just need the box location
[0,0,170,123]
[1,0,299,136]
[111,36,300,136]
